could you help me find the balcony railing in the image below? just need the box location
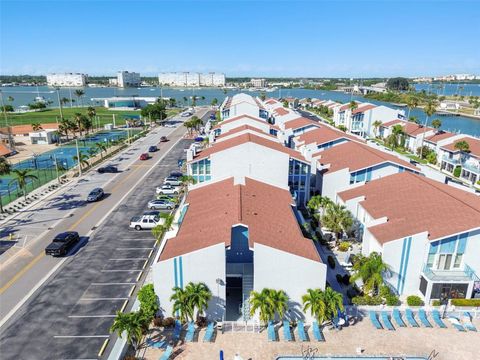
[422,264,479,282]
[462,161,480,174]
[442,155,461,165]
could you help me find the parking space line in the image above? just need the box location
[101,269,142,272]
[108,258,148,260]
[90,282,135,285]
[148,249,153,258]
[142,259,148,269]
[136,271,143,282]
[120,299,128,313]
[128,285,135,297]
[68,315,116,318]
[80,297,128,301]
[115,247,152,250]
[53,335,109,338]
[117,238,155,241]
[98,339,110,357]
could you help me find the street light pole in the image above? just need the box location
[53,154,60,183]
[75,138,82,176]
[56,87,64,121]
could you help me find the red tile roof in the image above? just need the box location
[296,126,363,146]
[284,117,320,130]
[265,98,279,105]
[274,107,290,116]
[441,136,480,157]
[193,132,307,162]
[352,104,376,114]
[213,114,266,130]
[401,122,434,137]
[10,123,58,135]
[159,177,321,262]
[0,144,12,156]
[338,172,480,243]
[339,102,360,112]
[381,119,404,128]
[424,131,457,144]
[313,141,417,173]
[216,125,275,140]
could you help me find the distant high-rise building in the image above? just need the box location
[251,78,267,88]
[117,71,141,88]
[46,73,87,87]
[158,72,225,87]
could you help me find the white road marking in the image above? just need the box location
[108,258,148,261]
[68,315,116,318]
[100,269,142,272]
[115,247,152,250]
[80,297,128,301]
[53,335,109,338]
[90,283,135,286]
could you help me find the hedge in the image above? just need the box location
[352,295,383,306]
[453,166,461,177]
[406,295,424,307]
[451,299,480,307]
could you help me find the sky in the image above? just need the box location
[1,0,479,77]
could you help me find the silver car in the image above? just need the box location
[147,199,175,210]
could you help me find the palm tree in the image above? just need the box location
[179,175,196,186]
[73,152,89,170]
[87,106,96,130]
[60,97,70,106]
[0,157,12,212]
[431,118,442,131]
[348,100,358,113]
[408,116,419,124]
[73,113,87,136]
[31,122,43,132]
[350,252,389,294]
[182,96,188,105]
[184,282,212,320]
[190,116,203,131]
[95,142,107,159]
[211,98,218,106]
[372,120,382,138]
[419,99,438,159]
[387,124,404,150]
[406,96,419,119]
[249,288,275,326]
[302,288,327,323]
[7,96,14,103]
[321,203,353,241]
[307,195,333,218]
[9,169,39,201]
[454,140,470,153]
[170,287,194,322]
[322,287,344,321]
[184,120,194,135]
[87,147,98,159]
[110,311,145,352]
[270,289,289,320]
[74,89,85,107]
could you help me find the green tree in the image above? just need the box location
[168,98,177,108]
[141,102,167,123]
[95,142,107,159]
[307,195,333,217]
[348,100,358,113]
[110,311,145,352]
[406,96,419,119]
[386,124,404,150]
[302,289,327,323]
[211,98,218,106]
[138,284,159,320]
[249,288,275,325]
[60,97,70,106]
[386,77,410,91]
[321,203,353,241]
[350,252,389,294]
[372,120,382,138]
[0,157,12,212]
[74,89,85,107]
[170,287,194,322]
[182,96,188,105]
[87,106,96,130]
[73,152,89,170]
[270,289,289,320]
[9,169,38,201]
[454,140,470,153]
[431,118,442,130]
[1,105,14,112]
[419,99,438,159]
[185,282,212,320]
[322,287,344,321]
[408,116,419,124]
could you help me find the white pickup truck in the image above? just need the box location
[129,214,164,230]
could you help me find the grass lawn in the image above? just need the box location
[4,107,182,127]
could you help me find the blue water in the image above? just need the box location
[414,83,480,97]
[2,86,479,137]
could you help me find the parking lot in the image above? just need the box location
[0,136,195,359]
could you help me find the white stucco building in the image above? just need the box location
[338,172,480,303]
[220,94,268,120]
[439,136,480,185]
[46,73,87,87]
[153,177,326,323]
[117,71,140,88]
[158,72,225,87]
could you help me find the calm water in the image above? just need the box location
[2,86,479,137]
[414,83,480,97]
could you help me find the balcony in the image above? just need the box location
[422,264,479,282]
[442,155,461,165]
[462,161,480,174]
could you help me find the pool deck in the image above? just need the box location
[142,316,479,360]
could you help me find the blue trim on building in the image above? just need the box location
[179,256,184,289]
[400,237,412,294]
[397,238,407,292]
[173,258,178,288]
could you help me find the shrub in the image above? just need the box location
[385,294,399,306]
[451,299,480,307]
[453,166,461,178]
[432,300,441,306]
[327,255,336,269]
[138,284,159,319]
[379,284,392,298]
[338,241,350,252]
[162,317,175,328]
[352,295,383,306]
[406,295,424,307]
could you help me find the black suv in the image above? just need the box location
[97,165,118,174]
[45,231,80,256]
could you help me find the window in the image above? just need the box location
[453,254,463,268]
[427,233,469,271]
[437,254,452,270]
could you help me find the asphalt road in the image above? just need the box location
[0,109,211,359]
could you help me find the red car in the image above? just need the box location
[139,153,150,160]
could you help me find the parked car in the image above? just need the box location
[181,111,192,117]
[139,153,150,160]
[169,171,183,179]
[160,136,168,142]
[209,113,216,120]
[148,145,158,152]
[87,188,104,202]
[97,165,118,174]
[156,184,180,195]
[164,177,182,186]
[45,231,80,256]
[147,199,175,210]
[194,137,204,142]
[156,194,177,202]
[129,214,163,230]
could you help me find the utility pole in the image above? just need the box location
[56,87,64,123]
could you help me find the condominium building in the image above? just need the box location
[220,94,268,120]
[117,71,140,88]
[153,177,326,322]
[250,78,266,88]
[439,136,480,185]
[158,72,225,87]
[46,73,87,87]
[339,172,480,302]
